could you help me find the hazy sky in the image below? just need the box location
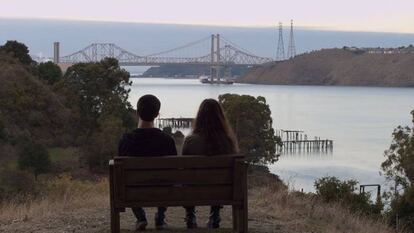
[1,0,413,33]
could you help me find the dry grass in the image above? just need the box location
[0,174,108,224]
[0,172,399,233]
[250,182,397,233]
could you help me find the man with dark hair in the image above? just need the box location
[119,94,177,231]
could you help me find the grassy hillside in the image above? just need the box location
[0,170,396,233]
[240,48,414,87]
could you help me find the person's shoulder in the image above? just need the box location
[185,133,203,141]
[154,129,177,154]
[182,133,207,155]
[119,132,132,143]
[153,128,175,142]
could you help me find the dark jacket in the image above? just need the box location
[118,128,177,156]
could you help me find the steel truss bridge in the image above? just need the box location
[49,34,273,67]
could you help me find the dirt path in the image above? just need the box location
[0,204,280,233]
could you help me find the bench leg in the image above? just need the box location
[233,205,248,233]
[240,204,248,233]
[111,208,120,233]
[232,205,240,232]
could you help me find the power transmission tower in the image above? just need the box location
[287,19,296,59]
[276,22,285,61]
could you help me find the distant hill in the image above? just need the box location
[239,48,414,87]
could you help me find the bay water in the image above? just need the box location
[128,78,414,192]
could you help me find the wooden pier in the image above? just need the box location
[156,118,194,129]
[154,120,333,154]
[276,129,333,154]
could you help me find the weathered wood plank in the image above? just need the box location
[124,185,232,202]
[116,155,243,170]
[124,168,232,185]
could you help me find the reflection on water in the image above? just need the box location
[280,148,334,158]
[129,78,414,191]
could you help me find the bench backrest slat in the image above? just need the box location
[124,168,233,186]
[120,156,238,169]
[111,155,244,207]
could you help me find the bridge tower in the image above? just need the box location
[210,34,221,82]
[53,42,60,64]
[276,22,285,61]
[287,20,296,59]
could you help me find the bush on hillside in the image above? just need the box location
[315,176,382,216]
[81,115,125,170]
[0,51,71,146]
[37,61,62,85]
[17,140,51,179]
[0,167,39,202]
[0,40,34,66]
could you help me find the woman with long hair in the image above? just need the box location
[182,98,239,229]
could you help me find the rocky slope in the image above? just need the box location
[239,48,414,87]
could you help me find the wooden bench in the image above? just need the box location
[109,155,248,233]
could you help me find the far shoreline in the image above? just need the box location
[131,76,414,89]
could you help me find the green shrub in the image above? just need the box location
[81,115,124,170]
[37,61,62,85]
[315,176,382,216]
[0,40,34,65]
[18,141,51,179]
[387,186,414,232]
[0,167,39,201]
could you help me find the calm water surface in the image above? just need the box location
[128,78,414,191]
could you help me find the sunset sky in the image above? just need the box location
[1,0,413,33]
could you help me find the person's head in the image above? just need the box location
[193,99,239,154]
[137,94,160,122]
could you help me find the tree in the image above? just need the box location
[56,58,135,169]
[37,61,62,85]
[17,141,51,179]
[314,176,382,216]
[82,115,125,170]
[219,94,279,164]
[57,58,133,140]
[382,110,414,187]
[381,110,414,231]
[0,40,33,65]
